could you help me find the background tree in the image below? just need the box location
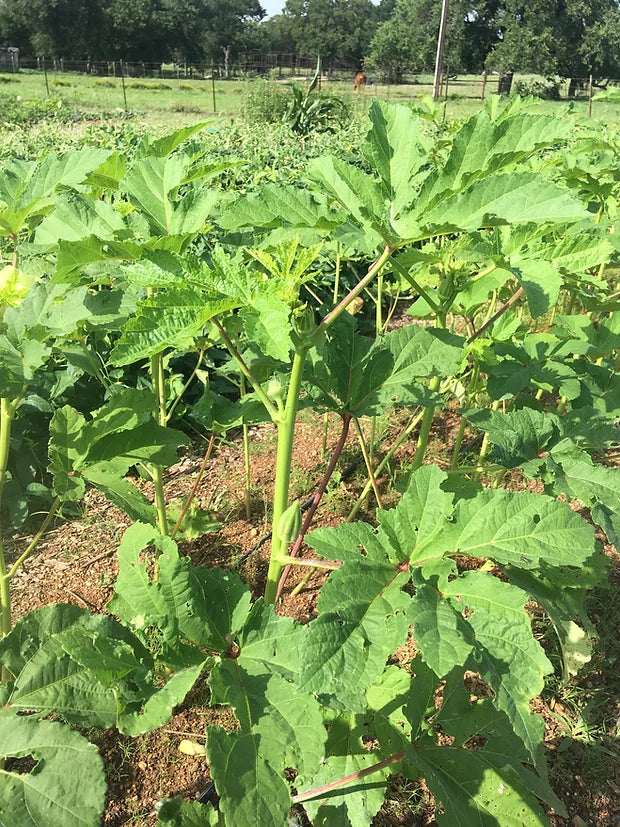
[366,0,473,81]
[261,13,298,54]
[488,0,620,83]
[278,0,376,69]
[0,0,112,59]
[0,0,265,62]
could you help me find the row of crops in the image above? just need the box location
[0,96,618,825]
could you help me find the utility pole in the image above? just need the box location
[432,0,450,100]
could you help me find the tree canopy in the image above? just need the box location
[0,0,619,80]
[0,0,265,61]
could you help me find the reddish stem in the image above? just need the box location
[171,432,216,540]
[292,749,405,804]
[468,285,524,343]
[276,412,351,600]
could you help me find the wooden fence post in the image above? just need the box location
[588,74,593,118]
[211,61,217,114]
[481,68,488,100]
[42,56,50,96]
[120,60,127,110]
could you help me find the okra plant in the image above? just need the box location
[0,98,618,826]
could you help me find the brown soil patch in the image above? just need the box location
[5,405,619,826]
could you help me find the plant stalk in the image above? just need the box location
[7,496,61,579]
[171,433,216,540]
[390,257,442,314]
[292,749,405,804]
[376,271,383,334]
[411,376,441,470]
[276,412,351,599]
[150,352,169,536]
[264,346,309,604]
[354,418,384,509]
[240,375,252,520]
[333,242,341,304]
[212,317,280,422]
[473,399,500,482]
[451,358,480,469]
[280,556,341,571]
[165,348,204,423]
[347,409,424,522]
[0,398,14,654]
[314,246,392,342]
[468,285,524,343]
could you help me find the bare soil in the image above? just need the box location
[6,408,619,827]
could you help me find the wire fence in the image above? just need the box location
[2,51,617,119]
[7,53,358,81]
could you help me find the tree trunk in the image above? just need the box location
[222,45,231,79]
[497,71,514,95]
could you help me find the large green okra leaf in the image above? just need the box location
[306,465,600,766]
[0,604,203,734]
[0,710,106,827]
[108,523,252,663]
[0,149,112,236]
[305,315,464,416]
[206,602,321,826]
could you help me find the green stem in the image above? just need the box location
[171,433,215,540]
[333,242,341,304]
[411,376,441,470]
[165,348,204,424]
[276,412,351,601]
[264,346,309,604]
[7,496,61,579]
[390,256,442,314]
[447,463,504,475]
[240,375,252,521]
[321,412,329,462]
[313,246,392,342]
[492,469,507,489]
[279,555,341,571]
[150,352,169,536]
[212,317,280,422]
[473,399,500,482]
[0,399,13,675]
[347,409,424,522]
[290,567,316,597]
[451,418,467,469]
[469,262,498,283]
[451,359,480,469]
[354,418,384,509]
[376,271,383,335]
[0,399,12,508]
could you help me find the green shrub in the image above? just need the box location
[0,75,20,84]
[51,78,73,88]
[0,93,83,125]
[179,83,194,91]
[514,76,562,100]
[173,103,202,114]
[94,78,116,88]
[241,78,289,124]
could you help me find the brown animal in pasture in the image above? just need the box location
[354,71,366,91]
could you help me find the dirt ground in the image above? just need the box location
[6,408,620,827]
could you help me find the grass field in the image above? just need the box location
[2,69,620,131]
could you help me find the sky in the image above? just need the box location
[261,0,284,17]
